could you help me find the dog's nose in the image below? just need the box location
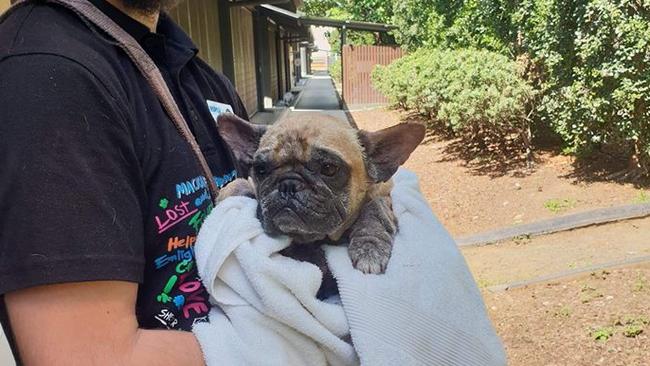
[278,178,304,197]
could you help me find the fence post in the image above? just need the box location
[340,26,347,101]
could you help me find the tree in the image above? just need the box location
[302,0,396,48]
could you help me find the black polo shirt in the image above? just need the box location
[0,0,248,349]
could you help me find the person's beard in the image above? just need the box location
[121,0,180,14]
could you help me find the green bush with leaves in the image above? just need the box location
[532,1,650,174]
[372,48,535,149]
[329,58,342,83]
[391,0,649,174]
[308,0,650,174]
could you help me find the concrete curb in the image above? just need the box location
[290,80,308,109]
[457,202,650,247]
[486,255,650,293]
[329,78,358,129]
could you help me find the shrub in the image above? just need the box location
[534,0,650,174]
[329,58,342,83]
[372,48,535,150]
[386,0,650,175]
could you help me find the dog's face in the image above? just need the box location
[218,113,424,243]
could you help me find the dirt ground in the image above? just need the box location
[350,107,650,365]
[350,108,649,238]
[462,216,650,287]
[484,265,650,366]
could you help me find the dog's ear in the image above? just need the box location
[217,113,267,174]
[358,123,425,182]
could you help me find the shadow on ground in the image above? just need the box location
[399,111,650,186]
[561,152,650,188]
[401,112,539,179]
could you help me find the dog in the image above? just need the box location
[215,112,424,295]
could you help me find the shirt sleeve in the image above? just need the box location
[0,54,147,294]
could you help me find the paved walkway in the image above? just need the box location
[294,74,340,110]
[291,73,350,124]
[251,73,350,126]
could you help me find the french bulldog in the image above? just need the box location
[216,112,424,294]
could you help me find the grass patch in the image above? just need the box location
[476,278,495,289]
[634,191,650,203]
[591,327,614,341]
[613,315,648,338]
[544,198,576,213]
[632,275,648,292]
[623,324,643,337]
[614,315,649,326]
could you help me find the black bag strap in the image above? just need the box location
[10,0,221,203]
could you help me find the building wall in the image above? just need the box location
[288,44,295,90]
[1,0,11,13]
[279,39,287,96]
[167,0,222,72]
[230,6,258,115]
[267,23,278,103]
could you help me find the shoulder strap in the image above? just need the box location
[11,0,221,203]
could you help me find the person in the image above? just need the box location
[0,0,248,364]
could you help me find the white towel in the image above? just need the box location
[193,168,507,366]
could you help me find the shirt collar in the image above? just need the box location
[87,0,149,42]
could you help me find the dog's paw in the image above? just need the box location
[348,236,391,274]
[216,178,255,203]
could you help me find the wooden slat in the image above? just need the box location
[268,24,278,102]
[194,0,208,67]
[168,1,222,72]
[204,0,222,71]
[288,44,295,89]
[279,39,286,95]
[457,202,650,247]
[487,255,650,293]
[230,7,257,115]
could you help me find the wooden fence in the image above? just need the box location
[342,44,404,106]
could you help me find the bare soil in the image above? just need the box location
[350,107,650,365]
[350,108,649,237]
[484,265,650,366]
[462,216,650,287]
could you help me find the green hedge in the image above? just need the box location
[387,0,650,175]
[372,48,535,148]
[523,0,650,172]
[329,58,342,83]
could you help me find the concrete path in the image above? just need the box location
[294,74,340,110]
[291,73,350,124]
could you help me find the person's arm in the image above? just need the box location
[0,55,205,365]
[5,281,205,366]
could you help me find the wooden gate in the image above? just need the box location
[342,44,404,106]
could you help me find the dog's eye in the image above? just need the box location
[253,161,268,176]
[321,162,339,177]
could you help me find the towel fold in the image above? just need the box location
[193,168,506,366]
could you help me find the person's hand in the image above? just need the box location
[323,168,507,366]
